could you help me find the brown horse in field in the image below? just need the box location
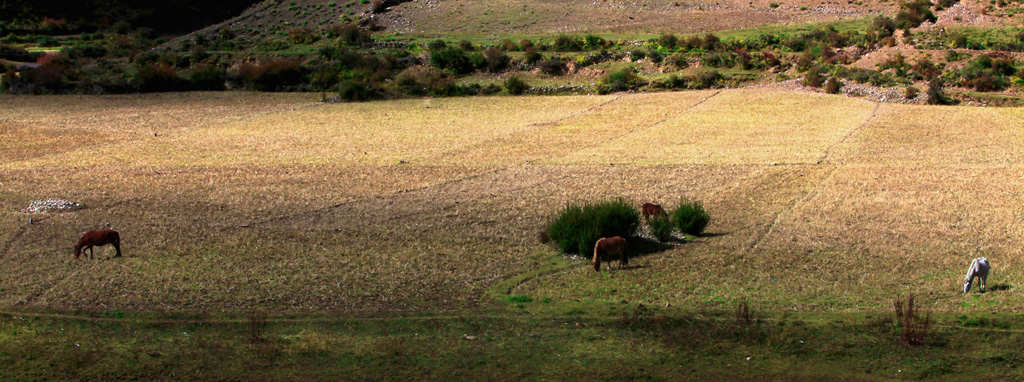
[641,203,665,221]
[74,229,122,259]
[593,236,627,271]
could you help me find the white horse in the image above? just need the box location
[962,257,990,294]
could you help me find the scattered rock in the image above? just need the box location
[464,335,477,340]
[23,199,85,213]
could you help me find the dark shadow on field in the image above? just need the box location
[619,264,648,270]
[987,284,1012,292]
[695,231,729,238]
[627,236,676,259]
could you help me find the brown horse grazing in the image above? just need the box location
[641,203,665,221]
[74,229,122,259]
[593,236,628,272]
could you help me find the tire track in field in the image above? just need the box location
[818,102,881,165]
[0,223,32,260]
[544,90,722,163]
[745,102,882,253]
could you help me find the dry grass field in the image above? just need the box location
[2,89,1024,318]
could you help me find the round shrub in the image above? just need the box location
[545,199,640,254]
[672,199,710,236]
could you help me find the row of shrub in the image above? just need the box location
[544,198,710,255]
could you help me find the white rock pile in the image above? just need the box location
[23,199,85,213]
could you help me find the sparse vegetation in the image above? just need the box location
[894,294,931,347]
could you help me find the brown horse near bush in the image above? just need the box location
[641,203,665,221]
[593,236,627,271]
[74,229,122,259]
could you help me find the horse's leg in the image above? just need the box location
[87,246,93,260]
[981,274,987,292]
[113,241,122,257]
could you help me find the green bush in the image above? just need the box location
[337,80,378,101]
[427,39,447,50]
[803,68,824,87]
[504,75,528,95]
[554,34,581,51]
[672,199,710,236]
[545,198,640,254]
[132,63,185,92]
[330,24,372,45]
[430,47,473,74]
[188,64,226,91]
[524,47,542,64]
[685,70,721,89]
[668,53,689,69]
[659,33,679,50]
[237,58,305,91]
[482,47,510,72]
[648,214,674,242]
[288,27,319,45]
[597,67,641,94]
[894,0,936,29]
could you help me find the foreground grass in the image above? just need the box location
[4,307,1024,380]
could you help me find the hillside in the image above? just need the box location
[0,0,260,34]
[164,0,1023,49]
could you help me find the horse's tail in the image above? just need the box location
[112,231,122,257]
[593,238,604,272]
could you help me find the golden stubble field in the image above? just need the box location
[1,89,1023,315]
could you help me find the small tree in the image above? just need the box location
[925,77,949,105]
[803,68,824,88]
[824,77,842,94]
[524,47,542,64]
[659,33,679,50]
[504,76,528,95]
[482,47,509,72]
[905,86,919,99]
